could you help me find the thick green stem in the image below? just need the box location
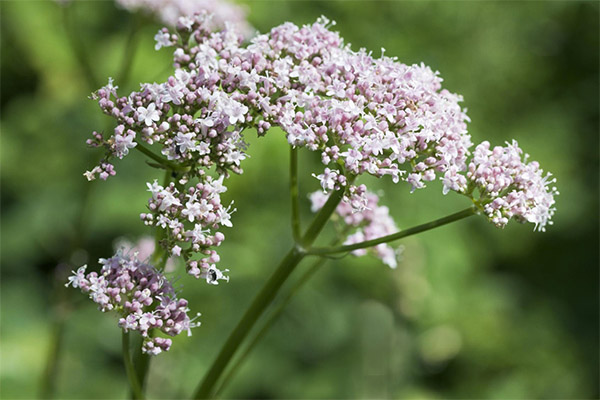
[212,208,477,396]
[192,186,347,399]
[193,248,305,399]
[131,334,152,396]
[290,147,301,242]
[122,332,145,400]
[308,206,478,256]
[214,255,329,398]
[213,225,351,398]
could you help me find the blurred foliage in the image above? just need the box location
[1,1,598,399]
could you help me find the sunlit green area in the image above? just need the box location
[1,1,598,399]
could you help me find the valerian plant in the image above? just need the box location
[66,13,558,399]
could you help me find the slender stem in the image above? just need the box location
[290,147,301,242]
[192,186,348,399]
[134,141,185,172]
[214,255,329,398]
[61,5,99,90]
[308,206,478,256]
[301,185,348,247]
[122,332,145,400]
[193,248,305,399]
[39,305,66,399]
[117,14,143,88]
[214,226,351,397]
[131,333,152,395]
[151,170,173,272]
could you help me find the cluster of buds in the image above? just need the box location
[66,253,200,355]
[141,176,232,283]
[310,186,400,268]
[463,140,558,231]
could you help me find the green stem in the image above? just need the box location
[308,206,478,256]
[134,141,185,172]
[301,185,349,247]
[39,304,66,399]
[193,248,305,399]
[214,255,329,398]
[192,186,348,399]
[61,4,99,90]
[131,334,152,395]
[290,147,301,242]
[151,170,173,268]
[122,332,145,400]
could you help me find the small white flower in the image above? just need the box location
[175,132,196,153]
[154,31,172,51]
[137,103,160,127]
[66,265,87,288]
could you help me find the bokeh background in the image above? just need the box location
[1,1,598,399]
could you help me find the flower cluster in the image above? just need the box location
[66,253,200,355]
[462,140,558,231]
[86,14,557,292]
[310,186,401,268]
[116,0,253,36]
[182,16,471,208]
[88,14,470,202]
[141,176,232,283]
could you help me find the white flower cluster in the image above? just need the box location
[466,140,558,231]
[141,176,232,283]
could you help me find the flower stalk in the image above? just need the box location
[192,185,347,399]
[290,147,301,243]
[122,332,145,400]
[213,248,337,397]
[134,141,186,172]
[308,206,479,256]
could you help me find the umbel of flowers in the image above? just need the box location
[66,252,201,355]
[73,13,558,354]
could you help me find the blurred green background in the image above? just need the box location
[1,1,598,399]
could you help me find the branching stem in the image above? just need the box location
[307,206,478,256]
[192,186,347,399]
[134,141,186,172]
[290,147,301,242]
[122,332,145,400]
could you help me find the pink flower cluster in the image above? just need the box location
[86,14,557,293]
[464,140,558,231]
[66,253,200,355]
[88,14,470,200]
[310,186,400,268]
[170,15,471,207]
[116,0,253,36]
[141,176,232,283]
